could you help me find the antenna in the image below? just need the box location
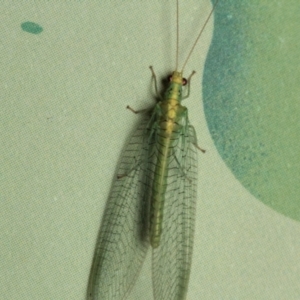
[180,0,219,72]
[176,0,179,70]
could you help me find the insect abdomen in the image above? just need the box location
[150,104,182,248]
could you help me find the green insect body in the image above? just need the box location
[87,1,217,299]
[149,70,196,249]
[87,66,198,300]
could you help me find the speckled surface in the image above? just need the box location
[203,0,300,220]
[1,1,300,299]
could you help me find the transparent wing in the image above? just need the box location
[152,118,198,300]
[87,117,151,300]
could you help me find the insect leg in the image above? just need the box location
[189,125,206,153]
[182,70,196,100]
[117,159,142,179]
[149,66,163,101]
[126,105,152,114]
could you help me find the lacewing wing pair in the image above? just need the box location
[87,1,218,299]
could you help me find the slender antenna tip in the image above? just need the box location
[181,0,219,72]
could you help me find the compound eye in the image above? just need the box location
[182,78,188,86]
[167,75,172,82]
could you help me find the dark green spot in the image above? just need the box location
[21,22,43,34]
[203,1,300,221]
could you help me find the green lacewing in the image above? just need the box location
[87,1,218,299]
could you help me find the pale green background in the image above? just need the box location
[1,1,300,300]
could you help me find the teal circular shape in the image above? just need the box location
[203,1,300,220]
[21,21,43,34]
